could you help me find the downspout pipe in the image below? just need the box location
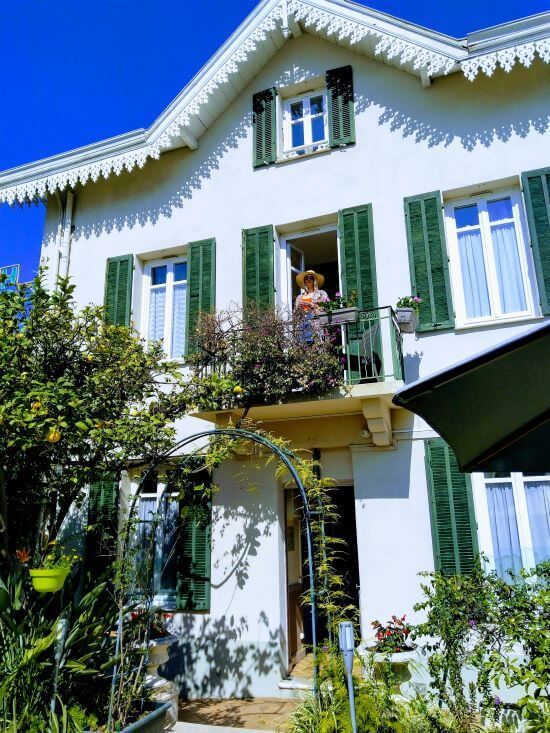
[53,192,64,287]
[59,189,74,280]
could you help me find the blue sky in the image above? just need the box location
[1,0,548,282]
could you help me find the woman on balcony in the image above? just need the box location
[295,270,329,313]
[295,270,329,345]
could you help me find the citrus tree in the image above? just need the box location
[0,274,228,567]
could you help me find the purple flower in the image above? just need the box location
[494,696,502,707]
[468,619,476,628]
[335,292,341,297]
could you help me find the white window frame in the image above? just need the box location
[281,90,329,159]
[472,471,549,575]
[277,224,340,312]
[141,257,187,359]
[445,189,538,328]
[132,476,179,609]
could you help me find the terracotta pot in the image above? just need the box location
[29,567,69,593]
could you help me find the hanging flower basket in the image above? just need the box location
[395,307,418,333]
[29,567,69,593]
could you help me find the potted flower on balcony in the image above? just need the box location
[361,614,417,693]
[316,290,358,325]
[28,540,78,593]
[395,296,422,333]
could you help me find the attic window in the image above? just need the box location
[282,90,329,159]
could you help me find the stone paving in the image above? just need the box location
[177,698,298,731]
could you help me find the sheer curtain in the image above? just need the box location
[525,480,550,566]
[458,229,491,318]
[135,497,156,594]
[148,287,166,345]
[160,496,179,591]
[491,222,527,314]
[486,483,522,578]
[171,282,187,359]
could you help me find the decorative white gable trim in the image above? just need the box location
[461,38,550,80]
[1,0,549,205]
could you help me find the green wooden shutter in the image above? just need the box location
[104,255,133,326]
[326,66,355,148]
[521,167,550,315]
[176,491,212,612]
[86,475,119,576]
[242,225,274,309]
[186,238,216,355]
[425,439,478,576]
[338,204,377,310]
[253,88,277,167]
[404,192,454,332]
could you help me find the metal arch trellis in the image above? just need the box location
[109,427,320,727]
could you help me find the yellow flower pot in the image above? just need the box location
[29,567,69,593]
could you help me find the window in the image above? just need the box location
[282,92,328,158]
[445,192,537,326]
[472,472,550,579]
[134,485,180,604]
[144,259,187,358]
[131,467,212,610]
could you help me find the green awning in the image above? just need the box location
[393,322,550,472]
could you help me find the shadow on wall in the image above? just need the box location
[403,351,422,383]
[164,614,286,699]
[66,58,549,240]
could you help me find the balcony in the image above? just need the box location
[191,306,404,446]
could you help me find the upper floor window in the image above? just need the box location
[473,471,550,579]
[282,91,328,159]
[445,192,536,327]
[144,259,187,358]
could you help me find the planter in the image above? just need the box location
[359,644,417,694]
[85,702,171,733]
[145,636,179,726]
[395,307,418,333]
[316,307,359,326]
[29,567,69,593]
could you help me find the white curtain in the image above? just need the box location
[458,230,490,318]
[148,287,166,345]
[491,222,527,314]
[486,482,522,579]
[171,282,187,358]
[525,480,550,567]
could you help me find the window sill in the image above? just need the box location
[453,313,543,332]
[275,145,331,165]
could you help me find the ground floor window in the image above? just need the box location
[132,467,212,611]
[473,471,550,579]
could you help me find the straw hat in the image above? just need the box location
[296,269,325,289]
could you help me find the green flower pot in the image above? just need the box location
[29,567,69,593]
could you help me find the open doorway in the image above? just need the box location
[280,227,339,311]
[285,486,360,670]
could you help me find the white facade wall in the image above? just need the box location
[40,33,550,697]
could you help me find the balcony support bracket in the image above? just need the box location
[361,397,392,447]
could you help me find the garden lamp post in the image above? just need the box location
[339,621,357,733]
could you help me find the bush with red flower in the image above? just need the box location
[371,614,415,653]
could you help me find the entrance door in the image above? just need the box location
[285,486,360,664]
[285,489,305,666]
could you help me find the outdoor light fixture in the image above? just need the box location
[339,621,357,733]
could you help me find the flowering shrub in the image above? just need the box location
[371,614,414,653]
[396,295,422,313]
[187,306,342,408]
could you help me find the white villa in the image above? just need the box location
[1,0,549,700]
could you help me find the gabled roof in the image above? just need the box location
[1,0,549,205]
